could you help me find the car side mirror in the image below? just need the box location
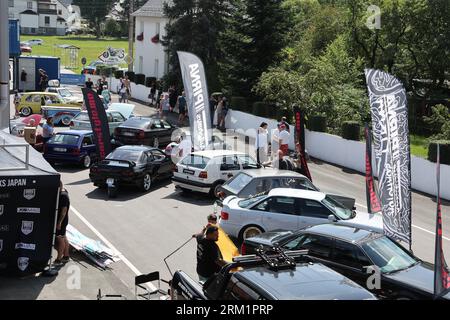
[328,214,337,222]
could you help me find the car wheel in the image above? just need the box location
[61,116,72,126]
[82,155,91,168]
[140,173,152,192]
[210,181,225,198]
[239,225,264,241]
[107,186,117,198]
[21,107,32,116]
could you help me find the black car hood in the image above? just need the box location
[384,261,450,299]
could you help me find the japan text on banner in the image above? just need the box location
[81,88,112,160]
[177,51,212,151]
[365,69,411,245]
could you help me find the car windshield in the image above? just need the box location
[74,112,90,121]
[49,134,79,145]
[321,195,353,220]
[106,149,143,162]
[225,173,253,193]
[362,237,418,273]
[58,88,73,98]
[180,155,210,169]
[238,195,267,208]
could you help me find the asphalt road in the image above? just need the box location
[8,88,450,295]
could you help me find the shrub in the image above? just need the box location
[252,102,272,118]
[309,115,327,132]
[230,96,247,112]
[145,77,157,87]
[428,140,450,165]
[114,70,124,79]
[135,74,145,85]
[125,71,135,82]
[341,121,361,141]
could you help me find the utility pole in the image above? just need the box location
[0,0,10,130]
[128,0,135,72]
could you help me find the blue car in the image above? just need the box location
[43,130,97,168]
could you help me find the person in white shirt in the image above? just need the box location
[178,132,192,159]
[278,124,290,156]
[271,125,280,161]
[255,122,268,164]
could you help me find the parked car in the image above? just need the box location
[218,188,383,240]
[16,92,83,116]
[26,39,44,46]
[242,224,450,300]
[216,169,356,209]
[114,117,176,148]
[81,60,104,75]
[20,44,32,53]
[41,105,82,126]
[45,86,83,104]
[169,249,376,300]
[43,130,97,168]
[89,146,174,198]
[172,150,260,197]
[71,103,135,135]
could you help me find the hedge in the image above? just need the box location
[309,115,327,132]
[230,96,247,112]
[341,121,361,141]
[145,77,157,87]
[135,74,145,85]
[125,71,135,82]
[428,140,450,165]
[114,70,124,79]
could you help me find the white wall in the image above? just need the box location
[134,16,168,79]
[20,13,39,29]
[225,109,450,200]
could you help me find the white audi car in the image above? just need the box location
[218,188,383,240]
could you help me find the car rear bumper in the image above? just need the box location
[90,174,143,187]
[172,176,212,193]
[43,153,83,163]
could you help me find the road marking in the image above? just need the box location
[355,202,450,241]
[70,205,158,292]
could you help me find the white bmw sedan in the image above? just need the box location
[218,188,383,240]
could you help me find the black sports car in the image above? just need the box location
[89,146,174,197]
[114,117,176,148]
[242,224,450,300]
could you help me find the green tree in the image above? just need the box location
[163,0,231,91]
[74,0,116,38]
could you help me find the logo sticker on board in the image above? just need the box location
[17,257,29,271]
[23,189,36,200]
[21,221,34,235]
[0,239,3,252]
[0,205,3,216]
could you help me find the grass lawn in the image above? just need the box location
[21,35,130,74]
[410,134,429,158]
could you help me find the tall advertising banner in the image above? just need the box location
[177,51,212,151]
[293,106,312,182]
[81,88,112,160]
[364,124,382,214]
[365,69,411,245]
[434,145,450,298]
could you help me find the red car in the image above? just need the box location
[20,45,32,53]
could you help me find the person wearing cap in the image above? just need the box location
[196,225,227,283]
[192,214,218,240]
[278,123,290,156]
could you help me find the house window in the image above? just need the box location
[139,56,143,74]
[45,16,50,25]
[154,59,159,77]
[8,0,14,8]
[27,1,32,9]
[31,28,36,34]
[58,9,62,15]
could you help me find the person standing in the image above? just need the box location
[280,116,290,133]
[218,97,228,131]
[85,77,94,89]
[160,93,170,119]
[255,122,269,165]
[196,226,227,283]
[101,85,111,109]
[96,78,103,96]
[38,69,48,91]
[193,214,218,240]
[149,83,157,106]
[169,85,177,113]
[20,68,27,91]
[278,124,290,156]
[54,182,70,265]
[178,132,192,159]
[176,91,187,126]
[123,76,131,103]
[42,117,55,144]
[209,95,217,127]
[271,124,281,161]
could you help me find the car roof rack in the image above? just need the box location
[228,247,309,272]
